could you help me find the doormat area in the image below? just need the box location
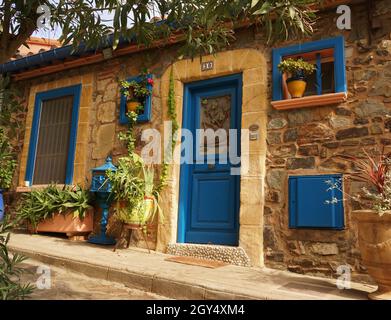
[165,256,228,268]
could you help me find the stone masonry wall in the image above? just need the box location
[11,0,391,279]
[263,1,391,282]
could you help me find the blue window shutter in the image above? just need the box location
[289,175,344,229]
[119,74,153,124]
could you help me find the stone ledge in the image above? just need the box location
[8,233,373,300]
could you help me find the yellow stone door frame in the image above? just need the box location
[157,49,268,267]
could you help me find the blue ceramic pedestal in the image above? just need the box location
[0,189,4,222]
[88,192,116,245]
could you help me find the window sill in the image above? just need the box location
[271,92,347,111]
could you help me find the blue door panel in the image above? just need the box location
[190,173,236,229]
[178,74,242,245]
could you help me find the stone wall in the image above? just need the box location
[10,0,391,280]
[263,1,391,282]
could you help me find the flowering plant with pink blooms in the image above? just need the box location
[119,73,153,103]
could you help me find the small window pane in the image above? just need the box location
[33,96,73,184]
[321,61,335,94]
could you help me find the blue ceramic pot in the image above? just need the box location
[0,189,4,221]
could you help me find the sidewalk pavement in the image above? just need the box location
[9,232,376,300]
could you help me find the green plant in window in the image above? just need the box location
[277,58,316,77]
[278,58,316,98]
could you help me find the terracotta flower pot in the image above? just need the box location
[286,77,307,98]
[353,210,391,300]
[29,208,94,241]
[126,101,140,112]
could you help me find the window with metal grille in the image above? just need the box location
[25,85,81,186]
[33,95,73,184]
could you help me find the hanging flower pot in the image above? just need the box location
[278,58,316,99]
[126,101,141,112]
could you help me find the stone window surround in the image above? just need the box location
[18,74,93,190]
[157,49,268,267]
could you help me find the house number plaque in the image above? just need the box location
[201,61,214,71]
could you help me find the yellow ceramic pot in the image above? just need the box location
[126,101,140,112]
[286,78,307,98]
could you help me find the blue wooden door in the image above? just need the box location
[178,74,242,246]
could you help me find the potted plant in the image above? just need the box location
[0,128,17,221]
[277,58,316,98]
[107,157,161,230]
[16,184,93,240]
[338,148,391,300]
[119,74,153,113]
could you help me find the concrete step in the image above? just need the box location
[8,233,375,300]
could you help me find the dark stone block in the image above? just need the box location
[323,142,340,149]
[298,144,319,156]
[283,128,298,142]
[286,157,315,170]
[336,127,369,140]
[267,132,281,145]
[354,117,369,125]
[335,107,352,116]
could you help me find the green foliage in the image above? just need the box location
[0,1,318,63]
[0,76,24,139]
[0,128,17,189]
[119,111,138,155]
[251,0,317,43]
[16,185,92,229]
[0,76,23,190]
[109,106,162,226]
[0,217,34,300]
[156,67,178,193]
[119,72,152,103]
[277,57,316,76]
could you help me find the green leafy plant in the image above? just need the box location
[0,217,34,300]
[16,185,92,229]
[0,127,17,189]
[156,67,178,193]
[119,72,153,111]
[0,1,317,64]
[119,80,152,102]
[326,148,391,216]
[277,58,316,77]
[109,98,163,227]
